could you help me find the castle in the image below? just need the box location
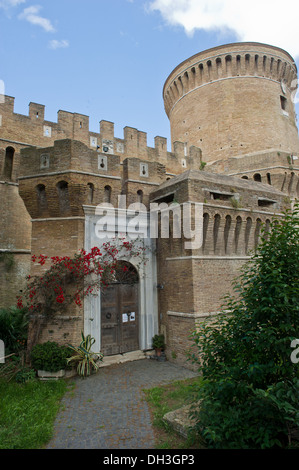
[1,42,298,367]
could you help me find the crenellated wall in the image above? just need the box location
[0,95,203,181]
[0,97,201,308]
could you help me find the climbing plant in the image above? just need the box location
[17,237,148,318]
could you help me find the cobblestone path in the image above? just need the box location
[46,359,198,449]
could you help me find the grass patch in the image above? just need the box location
[144,376,204,449]
[0,378,73,449]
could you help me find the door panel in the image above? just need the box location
[119,284,139,354]
[101,283,139,356]
[101,285,119,356]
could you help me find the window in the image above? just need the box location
[56,181,70,214]
[254,173,262,182]
[36,184,47,213]
[210,191,233,201]
[104,185,112,204]
[87,183,95,204]
[137,190,143,203]
[3,147,15,180]
[267,173,272,185]
[258,199,276,208]
[280,96,288,114]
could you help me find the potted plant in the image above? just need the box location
[67,333,103,378]
[30,341,72,380]
[152,334,165,358]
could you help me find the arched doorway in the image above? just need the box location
[101,261,139,355]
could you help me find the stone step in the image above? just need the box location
[100,349,151,367]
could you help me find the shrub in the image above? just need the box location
[0,306,29,354]
[15,367,36,383]
[190,205,299,448]
[152,334,165,350]
[30,341,71,372]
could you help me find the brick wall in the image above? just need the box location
[164,42,299,162]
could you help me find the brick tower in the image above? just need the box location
[163,42,299,163]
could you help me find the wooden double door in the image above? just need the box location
[101,282,139,356]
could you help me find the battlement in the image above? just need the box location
[0,95,202,176]
[163,42,299,163]
[163,42,297,117]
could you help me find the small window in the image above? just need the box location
[254,173,262,182]
[87,183,95,204]
[104,185,111,204]
[36,184,47,213]
[56,181,70,214]
[210,191,232,201]
[3,147,15,180]
[153,193,174,204]
[280,96,287,112]
[258,199,276,207]
[137,190,143,203]
[267,173,271,185]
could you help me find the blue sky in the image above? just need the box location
[1,0,299,150]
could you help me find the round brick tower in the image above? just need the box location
[163,42,299,163]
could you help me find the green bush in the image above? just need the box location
[190,205,299,449]
[30,341,71,372]
[15,367,36,383]
[152,334,165,350]
[0,306,29,354]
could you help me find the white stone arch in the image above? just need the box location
[83,205,158,354]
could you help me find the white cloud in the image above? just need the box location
[148,0,299,59]
[18,5,55,32]
[0,0,25,9]
[48,39,69,50]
